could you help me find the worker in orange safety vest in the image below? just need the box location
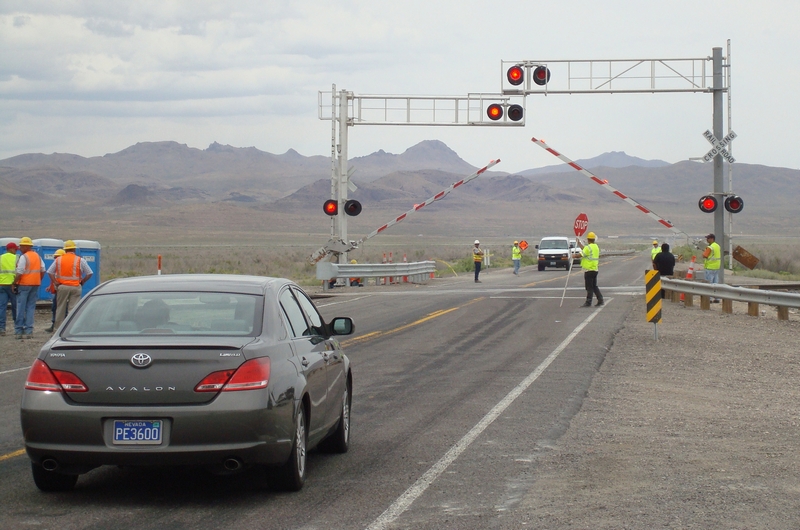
[13,237,45,338]
[47,240,93,331]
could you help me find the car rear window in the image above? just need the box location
[63,292,262,337]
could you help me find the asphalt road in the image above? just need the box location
[0,253,649,529]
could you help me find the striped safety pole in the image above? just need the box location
[645,270,662,340]
[530,137,688,239]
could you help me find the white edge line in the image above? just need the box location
[366,304,606,530]
[0,366,29,376]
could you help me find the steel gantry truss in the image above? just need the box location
[314,47,732,279]
[500,50,733,281]
[313,87,523,264]
[500,56,718,95]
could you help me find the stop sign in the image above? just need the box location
[574,213,589,237]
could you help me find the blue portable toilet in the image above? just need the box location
[72,240,101,295]
[33,238,65,302]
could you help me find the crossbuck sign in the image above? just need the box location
[702,129,736,163]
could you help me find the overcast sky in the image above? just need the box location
[2,1,798,174]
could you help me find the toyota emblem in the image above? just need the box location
[131,353,152,368]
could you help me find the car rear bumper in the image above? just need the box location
[21,390,295,474]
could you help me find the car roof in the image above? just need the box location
[540,236,569,240]
[92,274,290,295]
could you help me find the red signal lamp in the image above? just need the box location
[507,104,523,122]
[507,65,524,86]
[533,66,550,86]
[487,104,503,121]
[724,195,744,213]
[323,199,338,216]
[698,195,718,213]
[344,199,362,216]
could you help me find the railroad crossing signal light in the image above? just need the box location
[533,66,550,86]
[323,199,338,216]
[507,65,524,86]
[698,195,718,213]
[344,199,362,216]
[487,104,503,120]
[487,103,523,122]
[507,104,523,122]
[724,195,744,213]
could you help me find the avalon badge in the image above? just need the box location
[131,353,152,368]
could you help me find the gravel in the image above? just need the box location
[511,290,800,529]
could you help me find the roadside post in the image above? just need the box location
[645,270,662,340]
[561,213,588,307]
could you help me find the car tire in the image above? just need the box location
[279,403,307,491]
[320,383,351,454]
[538,264,545,271]
[31,462,78,492]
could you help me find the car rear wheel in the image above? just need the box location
[279,403,307,491]
[31,462,78,492]
[320,384,351,454]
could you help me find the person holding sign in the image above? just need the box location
[577,231,603,307]
[511,241,522,275]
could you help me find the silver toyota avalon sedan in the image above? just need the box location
[20,274,353,492]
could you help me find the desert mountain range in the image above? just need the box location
[0,139,797,239]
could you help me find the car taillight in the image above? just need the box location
[194,369,236,392]
[194,357,270,393]
[25,360,88,392]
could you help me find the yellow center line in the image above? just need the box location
[0,448,25,462]
[341,297,484,347]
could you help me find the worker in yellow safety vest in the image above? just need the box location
[47,240,93,331]
[13,237,45,338]
[472,240,484,283]
[650,240,661,267]
[0,242,19,336]
[511,241,522,275]
[702,233,721,303]
[578,232,603,307]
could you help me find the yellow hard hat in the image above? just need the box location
[19,236,33,246]
[514,241,519,244]
[54,249,66,256]
[64,240,77,250]
[350,259,357,264]
[652,240,658,245]
[586,232,596,240]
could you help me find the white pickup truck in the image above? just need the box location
[535,236,576,271]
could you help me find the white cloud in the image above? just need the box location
[0,0,799,174]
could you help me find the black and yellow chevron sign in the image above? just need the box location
[645,270,662,323]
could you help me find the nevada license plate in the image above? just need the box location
[113,420,163,445]
[549,261,556,266]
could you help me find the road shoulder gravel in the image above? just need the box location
[511,293,800,528]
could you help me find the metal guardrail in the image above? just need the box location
[316,261,436,288]
[662,278,800,308]
[662,278,800,320]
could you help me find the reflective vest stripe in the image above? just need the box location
[512,247,521,259]
[18,251,43,286]
[55,254,82,286]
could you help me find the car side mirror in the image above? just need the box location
[330,317,354,336]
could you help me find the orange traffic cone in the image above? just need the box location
[680,255,696,301]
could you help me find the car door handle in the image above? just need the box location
[301,357,310,367]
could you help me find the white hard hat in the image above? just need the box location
[474,240,480,244]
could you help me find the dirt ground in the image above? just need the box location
[513,289,800,529]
